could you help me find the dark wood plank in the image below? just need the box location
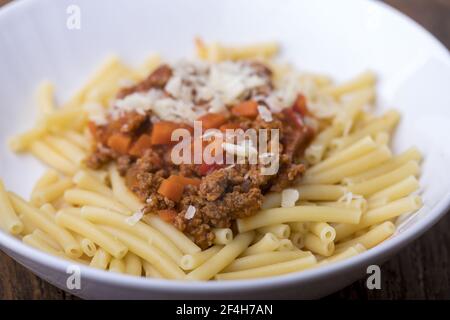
[0,251,75,300]
[384,0,450,47]
[0,0,449,300]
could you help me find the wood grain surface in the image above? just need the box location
[0,0,449,300]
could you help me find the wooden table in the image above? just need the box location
[0,0,449,300]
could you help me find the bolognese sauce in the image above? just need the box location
[86,60,316,248]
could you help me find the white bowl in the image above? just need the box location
[0,0,449,299]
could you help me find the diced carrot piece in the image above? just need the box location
[293,94,309,116]
[157,177,185,202]
[157,210,178,224]
[107,133,132,154]
[129,134,153,157]
[231,100,259,118]
[170,175,201,187]
[151,121,184,145]
[197,113,228,130]
[220,122,241,131]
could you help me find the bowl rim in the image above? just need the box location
[0,0,449,294]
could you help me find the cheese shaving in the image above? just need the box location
[281,189,300,208]
[185,205,196,220]
[125,210,144,226]
[257,105,273,122]
[338,192,363,205]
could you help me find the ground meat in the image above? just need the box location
[124,149,171,201]
[172,184,263,249]
[85,145,115,169]
[117,65,172,99]
[157,165,266,248]
[198,170,229,201]
[116,155,133,175]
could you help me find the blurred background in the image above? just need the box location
[0,0,448,300]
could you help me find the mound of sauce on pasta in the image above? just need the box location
[86,60,316,248]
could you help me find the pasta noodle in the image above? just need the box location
[330,110,400,151]
[257,224,291,239]
[61,131,90,151]
[335,222,395,252]
[305,126,341,164]
[222,251,310,273]
[23,233,62,257]
[90,248,111,270]
[73,170,114,197]
[306,136,377,174]
[124,252,143,276]
[36,81,56,116]
[109,258,126,273]
[241,233,280,257]
[32,170,59,192]
[237,205,362,232]
[80,206,183,263]
[143,215,201,255]
[318,244,366,265]
[347,161,420,196]
[186,231,255,281]
[55,209,128,259]
[142,261,163,278]
[108,165,144,212]
[369,176,420,207]
[307,222,336,242]
[344,147,422,184]
[322,71,376,97]
[0,180,23,235]
[290,232,305,249]
[215,254,317,280]
[276,239,294,251]
[43,135,86,165]
[64,189,131,214]
[303,233,335,256]
[100,226,185,280]
[212,228,234,245]
[9,193,82,258]
[179,245,223,270]
[301,146,392,184]
[262,185,347,209]
[30,140,77,176]
[334,195,422,241]
[31,178,73,207]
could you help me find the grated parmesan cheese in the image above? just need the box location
[83,102,107,125]
[338,192,363,205]
[257,105,273,122]
[110,60,272,124]
[125,210,144,226]
[109,59,326,125]
[185,205,196,220]
[281,188,300,208]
